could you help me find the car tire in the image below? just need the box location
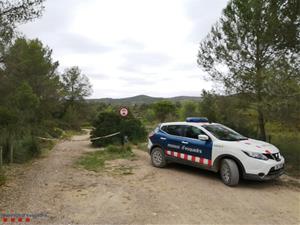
[151,147,166,168]
[220,159,239,186]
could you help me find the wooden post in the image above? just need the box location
[10,145,13,164]
[0,147,3,167]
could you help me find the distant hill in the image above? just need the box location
[87,95,201,105]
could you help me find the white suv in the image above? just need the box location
[148,117,285,186]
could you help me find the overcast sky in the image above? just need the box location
[20,0,228,98]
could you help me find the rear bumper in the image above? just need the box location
[243,167,284,181]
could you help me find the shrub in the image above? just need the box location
[91,110,147,147]
[62,106,82,130]
[13,135,40,163]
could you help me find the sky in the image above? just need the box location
[20,0,228,99]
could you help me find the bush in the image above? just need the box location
[270,133,300,177]
[13,136,40,163]
[152,100,177,122]
[62,106,82,130]
[91,110,147,147]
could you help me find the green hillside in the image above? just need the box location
[87,95,201,105]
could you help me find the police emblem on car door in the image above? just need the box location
[180,125,213,166]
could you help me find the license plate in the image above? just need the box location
[275,163,284,170]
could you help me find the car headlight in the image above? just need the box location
[243,151,269,160]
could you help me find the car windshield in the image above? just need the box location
[202,124,247,141]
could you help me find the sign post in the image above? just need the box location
[119,107,129,146]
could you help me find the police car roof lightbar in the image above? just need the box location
[186,117,209,123]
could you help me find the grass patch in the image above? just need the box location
[105,165,135,176]
[270,132,300,178]
[77,145,134,172]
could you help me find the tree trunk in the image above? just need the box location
[254,24,267,141]
[258,109,266,141]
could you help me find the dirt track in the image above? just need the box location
[0,132,299,225]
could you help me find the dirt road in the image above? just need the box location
[0,132,299,224]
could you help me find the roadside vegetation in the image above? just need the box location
[90,109,146,147]
[0,1,93,184]
[271,132,300,178]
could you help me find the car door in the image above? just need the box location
[182,125,213,166]
[163,125,187,158]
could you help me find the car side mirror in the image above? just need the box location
[198,134,209,141]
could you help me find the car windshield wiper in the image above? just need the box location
[219,138,237,141]
[219,137,247,141]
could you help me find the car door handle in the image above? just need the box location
[181,141,189,144]
[160,137,167,140]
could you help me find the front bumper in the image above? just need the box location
[244,166,285,181]
[242,153,285,177]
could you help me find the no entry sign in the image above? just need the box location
[119,107,129,117]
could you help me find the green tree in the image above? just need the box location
[152,100,177,122]
[11,82,40,126]
[61,66,92,129]
[0,1,45,165]
[62,66,92,104]
[199,90,219,122]
[180,101,199,120]
[0,38,62,163]
[0,0,45,114]
[4,38,61,125]
[197,0,299,140]
[0,0,44,62]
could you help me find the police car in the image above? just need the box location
[148,117,285,186]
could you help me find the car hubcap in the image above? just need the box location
[153,151,162,165]
[222,164,230,183]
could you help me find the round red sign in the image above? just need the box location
[119,107,129,117]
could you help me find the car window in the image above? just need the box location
[202,124,247,141]
[160,125,168,133]
[164,125,184,136]
[184,126,206,139]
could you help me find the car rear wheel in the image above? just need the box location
[220,159,239,186]
[151,147,166,168]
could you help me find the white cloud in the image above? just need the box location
[19,0,228,98]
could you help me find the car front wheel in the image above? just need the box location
[151,147,166,168]
[220,158,240,186]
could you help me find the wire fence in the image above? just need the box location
[0,132,122,166]
[36,131,121,142]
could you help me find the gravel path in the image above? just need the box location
[0,132,299,225]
